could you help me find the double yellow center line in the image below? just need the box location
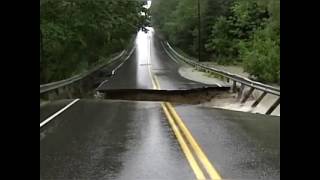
[146,46,221,180]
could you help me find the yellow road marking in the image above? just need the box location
[147,47,204,178]
[165,102,222,180]
[147,41,157,89]
[155,72,222,179]
[149,70,157,89]
[147,37,221,179]
[153,73,161,90]
[162,103,206,180]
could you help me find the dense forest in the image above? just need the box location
[40,0,149,84]
[151,0,279,84]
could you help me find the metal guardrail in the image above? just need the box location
[165,42,280,95]
[40,33,137,99]
[40,50,126,94]
[163,41,280,115]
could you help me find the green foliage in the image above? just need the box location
[151,0,232,58]
[238,0,279,83]
[205,0,279,83]
[40,0,149,84]
[205,0,269,64]
[239,21,280,83]
[152,0,279,83]
[205,16,239,64]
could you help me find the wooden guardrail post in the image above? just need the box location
[78,81,84,96]
[57,87,64,96]
[41,92,48,101]
[237,83,245,100]
[66,86,73,99]
[241,87,255,104]
[266,97,280,115]
[223,76,227,82]
[48,91,57,101]
[251,91,267,108]
[232,80,237,93]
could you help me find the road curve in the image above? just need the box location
[40,28,280,180]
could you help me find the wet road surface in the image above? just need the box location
[175,105,280,179]
[40,28,280,179]
[96,29,215,91]
[40,100,194,180]
[40,99,74,123]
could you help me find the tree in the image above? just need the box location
[40,0,149,83]
[151,0,280,84]
[151,0,233,58]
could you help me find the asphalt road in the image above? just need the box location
[40,100,194,180]
[40,28,280,180]
[175,105,280,179]
[96,29,214,91]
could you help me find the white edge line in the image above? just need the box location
[40,99,80,128]
[112,47,135,76]
[97,79,109,89]
[96,47,135,89]
[163,42,226,88]
[161,42,179,64]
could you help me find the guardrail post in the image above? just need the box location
[232,81,237,93]
[63,86,69,98]
[55,89,61,99]
[41,92,48,101]
[48,91,57,101]
[251,91,267,108]
[266,97,280,115]
[57,87,64,97]
[237,83,245,100]
[222,76,225,81]
[241,87,255,104]
[75,83,80,95]
[66,86,73,99]
[79,81,84,96]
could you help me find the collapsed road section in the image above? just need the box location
[97,86,230,104]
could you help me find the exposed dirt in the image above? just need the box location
[97,87,230,104]
[177,65,280,116]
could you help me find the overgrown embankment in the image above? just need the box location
[151,0,279,84]
[40,0,150,84]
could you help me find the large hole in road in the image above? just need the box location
[97,87,230,104]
